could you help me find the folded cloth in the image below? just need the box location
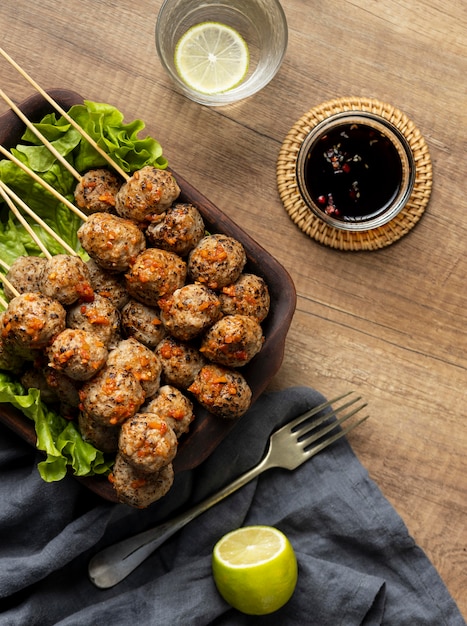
[0,387,465,625]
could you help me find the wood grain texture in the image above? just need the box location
[0,0,465,617]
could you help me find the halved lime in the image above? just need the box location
[212,525,298,615]
[174,21,249,95]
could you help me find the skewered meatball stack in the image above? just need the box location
[66,294,121,349]
[145,203,205,255]
[188,364,252,420]
[155,335,206,388]
[106,338,162,398]
[1,292,66,351]
[86,258,130,310]
[144,384,195,438]
[121,299,166,348]
[77,212,146,272]
[200,314,264,368]
[79,364,146,427]
[110,454,175,509]
[74,168,122,215]
[125,248,187,305]
[188,233,246,289]
[115,166,181,223]
[158,283,222,341]
[38,254,94,305]
[47,328,108,381]
[219,273,270,323]
[110,408,179,508]
[1,164,272,509]
[3,256,46,299]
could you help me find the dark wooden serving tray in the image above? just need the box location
[0,90,296,502]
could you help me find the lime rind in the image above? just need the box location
[212,525,298,615]
[174,21,250,95]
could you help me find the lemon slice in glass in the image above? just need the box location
[174,21,249,95]
[212,525,298,615]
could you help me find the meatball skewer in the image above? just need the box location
[78,212,146,273]
[0,182,54,260]
[2,88,127,217]
[0,270,20,300]
[1,256,46,301]
[74,168,122,215]
[0,145,88,221]
[115,166,180,223]
[1,291,67,351]
[0,180,83,256]
[0,52,130,182]
[0,87,84,185]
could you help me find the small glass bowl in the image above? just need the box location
[155,0,288,106]
[296,111,416,231]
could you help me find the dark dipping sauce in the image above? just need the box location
[303,122,403,221]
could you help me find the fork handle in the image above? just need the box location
[88,457,269,588]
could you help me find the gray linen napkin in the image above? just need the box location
[0,387,465,625]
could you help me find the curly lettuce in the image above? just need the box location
[0,372,111,480]
[0,101,167,480]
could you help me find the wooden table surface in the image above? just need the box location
[1,0,466,618]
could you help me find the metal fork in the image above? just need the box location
[88,392,368,588]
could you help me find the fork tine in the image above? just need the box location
[302,413,370,459]
[293,398,368,444]
[283,391,355,433]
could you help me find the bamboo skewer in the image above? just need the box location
[0,183,52,259]
[0,47,130,182]
[0,181,79,257]
[0,259,10,308]
[0,257,14,306]
[0,145,88,222]
[0,272,20,299]
[0,88,82,183]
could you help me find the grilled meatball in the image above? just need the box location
[79,364,145,426]
[39,254,94,305]
[3,256,46,300]
[118,412,178,473]
[115,166,180,223]
[155,335,205,388]
[47,328,108,381]
[158,283,222,341]
[66,294,121,348]
[145,203,205,256]
[121,299,166,349]
[188,234,246,290]
[110,453,174,508]
[74,168,122,214]
[219,273,270,323]
[200,314,264,368]
[20,367,60,404]
[0,341,24,373]
[43,368,82,417]
[0,315,25,372]
[86,259,129,310]
[188,363,252,419]
[77,212,146,272]
[143,385,194,438]
[106,338,162,398]
[78,411,120,454]
[1,292,66,350]
[125,248,186,306]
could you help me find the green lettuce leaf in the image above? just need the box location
[0,372,112,481]
[0,100,167,480]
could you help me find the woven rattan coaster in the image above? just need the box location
[277,97,432,251]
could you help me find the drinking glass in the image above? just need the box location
[155,0,288,106]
